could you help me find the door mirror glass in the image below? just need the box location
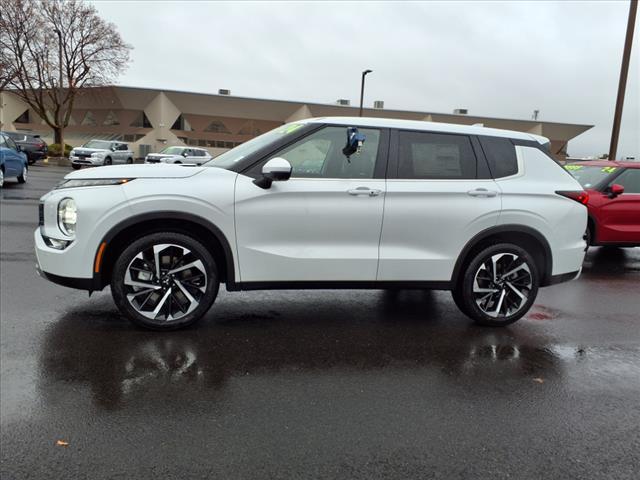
[254,157,292,189]
[608,183,624,197]
[183,151,189,157]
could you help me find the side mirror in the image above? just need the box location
[16,145,22,152]
[183,151,189,157]
[608,184,624,198]
[111,146,117,151]
[253,157,292,189]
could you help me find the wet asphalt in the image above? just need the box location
[1,165,639,479]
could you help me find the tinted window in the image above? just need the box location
[5,131,26,142]
[0,134,6,148]
[611,169,640,194]
[257,126,380,179]
[398,131,476,179]
[479,136,518,178]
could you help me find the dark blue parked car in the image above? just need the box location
[0,131,29,188]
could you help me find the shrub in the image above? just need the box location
[48,143,73,157]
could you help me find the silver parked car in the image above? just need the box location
[70,140,134,169]
[145,146,212,165]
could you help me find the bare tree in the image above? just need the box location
[0,0,131,145]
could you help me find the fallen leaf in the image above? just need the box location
[533,378,544,384]
[56,440,69,447]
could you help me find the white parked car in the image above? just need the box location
[35,117,588,330]
[70,140,134,169]
[145,146,212,165]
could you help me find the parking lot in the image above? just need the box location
[1,165,639,479]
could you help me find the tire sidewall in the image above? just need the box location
[461,243,539,326]
[111,232,219,330]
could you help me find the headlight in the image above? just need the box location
[58,198,77,236]
[70,150,76,156]
[56,178,133,189]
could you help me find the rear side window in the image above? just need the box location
[398,131,476,179]
[479,136,518,178]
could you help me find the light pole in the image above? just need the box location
[54,28,64,156]
[359,69,372,117]
[609,0,637,161]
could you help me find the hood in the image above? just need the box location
[64,164,207,180]
[147,153,177,158]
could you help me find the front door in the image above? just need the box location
[599,168,640,243]
[234,125,388,283]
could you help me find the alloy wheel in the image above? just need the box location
[124,243,208,322]
[0,169,4,187]
[472,253,533,318]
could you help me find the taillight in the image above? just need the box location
[556,190,589,205]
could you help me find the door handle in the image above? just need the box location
[467,188,498,197]
[347,187,382,197]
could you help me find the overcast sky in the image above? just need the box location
[92,0,639,158]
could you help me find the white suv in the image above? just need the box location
[145,146,212,165]
[35,117,587,330]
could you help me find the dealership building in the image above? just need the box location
[0,86,592,160]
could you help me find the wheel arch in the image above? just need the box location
[451,225,553,287]
[93,211,236,291]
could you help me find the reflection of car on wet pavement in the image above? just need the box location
[35,117,588,330]
[565,161,640,247]
[40,302,564,410]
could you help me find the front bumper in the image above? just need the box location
[70,156,103,166]
[35,263,94,290]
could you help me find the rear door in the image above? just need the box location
[234,125,388,283]
[378,130,501,282]
[599,168,640,243]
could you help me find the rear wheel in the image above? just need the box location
[455,243,539,327]
[17,165,27,183]
[111,232,219,331]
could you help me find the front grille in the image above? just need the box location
[38,203,44,226]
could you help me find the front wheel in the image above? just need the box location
[103,157,112,165]
[455,243,539,327]
[71,163,82,170]
[111,232,219,330]
[17,165,27,183]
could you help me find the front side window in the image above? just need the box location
[0,134,7,148]
[263,126,381,179]
[398,131,476,179]
[610,169,640,194]
[5,136,18,151]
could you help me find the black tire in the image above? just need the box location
[174,161,182,164]
[126,157,133,164]
[17,165,27,183]
[585,223,594,247]
[104,157,112,165]
[111,232,219,331]
[71,163,82,170]
[456,243,539,327]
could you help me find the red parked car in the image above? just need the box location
[565,161,640,247]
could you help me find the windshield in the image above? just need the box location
[565,164,618,188]
[83,140,113,150]
[206,123,306,169]
[159,146,185,155]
